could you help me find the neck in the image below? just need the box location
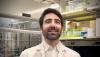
[45,39,59,48]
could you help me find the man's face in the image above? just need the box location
[41,13,63,40]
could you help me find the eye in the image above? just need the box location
[55,19,61,24]
[44,19,51,24]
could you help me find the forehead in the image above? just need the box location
[44,13,60,20]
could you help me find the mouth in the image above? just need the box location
[48,29,58,32]
[43,29,61,40]
[47,28,59,36]
[49,31,57,34]
[48,30,58,36]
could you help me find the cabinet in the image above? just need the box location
[0,14,42,57]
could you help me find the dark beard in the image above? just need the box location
[42,28,62,40]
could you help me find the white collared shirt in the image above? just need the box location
[42,41,59,57]
[45,47,58,57]
[20,41,81,57]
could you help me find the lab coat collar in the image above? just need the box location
[56,41,66,52]
[35,41,67,57]
[38,41,66,52]
[42,41,50,52]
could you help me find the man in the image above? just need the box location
[20,8,80,57]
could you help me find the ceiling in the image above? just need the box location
[0,0,100,20]
[0,0,64,19]
[0,0,64,30]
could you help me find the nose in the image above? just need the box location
[50,21,56,29]
[51,20,55,25]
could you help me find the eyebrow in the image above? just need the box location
[44,18,51,21]
[44,18,61,23]
[45,18,60,21]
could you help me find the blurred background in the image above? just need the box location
[0,0,100,57]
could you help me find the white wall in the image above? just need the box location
[96,18,100,38]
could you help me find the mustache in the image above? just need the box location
[47,27,58,32]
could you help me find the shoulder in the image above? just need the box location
[64,47,81,57]
[20,44,41,57]
[58,42,81,57]
[22,46,37,53]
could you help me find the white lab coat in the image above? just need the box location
[20,41,80,57]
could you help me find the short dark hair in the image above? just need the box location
[39,8,63,28]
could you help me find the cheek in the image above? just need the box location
[57,25,62,29]
[42,24,49,31]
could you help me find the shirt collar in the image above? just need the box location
[56,41,66,52]
[42,41,50,52]
[41,40,66,52]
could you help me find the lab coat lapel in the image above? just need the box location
[33,43,45,57]
[58,50,66,57]
[34,49,45,57]
[57,42,66,57]
[38,43,45,57]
